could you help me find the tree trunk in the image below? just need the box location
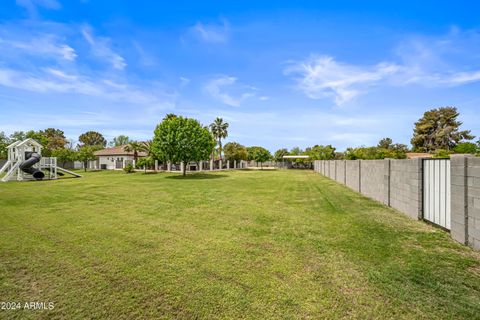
[182,162,186,176]
[84,161,87,172]
[218,139,222,159]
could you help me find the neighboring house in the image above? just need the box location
[94,146,147,170]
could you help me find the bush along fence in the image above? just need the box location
[313,155,480,251]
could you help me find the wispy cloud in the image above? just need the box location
[0,66,175,110]
[285,55,399,105]
[204,76,255,107]
[187,19,229,43]
[81,25,126,70]
[179,76,191,86]
[16,0,60,17]
[286,27,480,105]
[0,35,76,61]
[392,27,480,86]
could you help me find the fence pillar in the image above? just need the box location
[180,162,185,172]
[199,161,203,172]
[386,159,391,206]
[155,160,158,171]
[358,160,362,193]
[334,160,337,180]
[210,160,214,171]
[450,155,471,245]
[167,161,171,171]
[234,161,237,169]
[227,160,230,170]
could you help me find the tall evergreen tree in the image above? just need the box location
[411,107,474,152]
[78,131,107,148]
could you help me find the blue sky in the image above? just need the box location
[0,0,479,151]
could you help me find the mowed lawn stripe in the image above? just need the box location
[0,169,479,319]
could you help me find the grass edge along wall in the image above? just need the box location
[313,155,480,251]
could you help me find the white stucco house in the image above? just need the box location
[93,145,147,170]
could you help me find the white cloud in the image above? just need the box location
[188,19,229,43]
[0,34,76,61]
[285,55,399,105]
[286,28,480,105]
[392,28,480,87]
[16,0,60,17]
[0,66,172,107]
[81,25,126,70]
[204,76,255,107]
[179,77,191,86]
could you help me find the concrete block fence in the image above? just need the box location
[450,156,480,250]
[313,156,480,250]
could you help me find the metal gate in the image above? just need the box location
[423,159,451,230]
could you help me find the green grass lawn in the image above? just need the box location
[1,169,479,319]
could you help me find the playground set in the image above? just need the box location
[0,138,81,182]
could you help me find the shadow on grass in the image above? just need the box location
[165,173,228,180]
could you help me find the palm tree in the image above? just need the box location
[209,117,229,159]
[139,140,153,157]
[124,141,142,162]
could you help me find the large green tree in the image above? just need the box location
[0,131,9,159]
[344,144,407,160]
[411,107,474,152]
[152,115,215,176]
[109,135,131,147]
[39,128,67,153]
[21,128,67,156]
[209,117,229,159]
[252,147,272,168]
[52,148,77,168]
[9,131,26,142]
[453,142,478,154]
[76,146,99,172]
[224,142,248,161]
[290,146,304,155]
[305,145,336,160]
[273,148,289,162]
[247,146,272,168]
[78,131,107,148]
[377,137,393,149]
